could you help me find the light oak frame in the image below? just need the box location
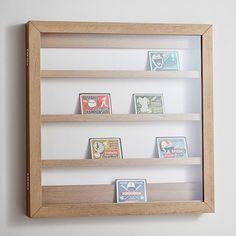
[26,21,214,218]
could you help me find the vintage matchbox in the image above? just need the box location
[116,179,147,203]
[80,93,112,114]
[89,138,123,159]
[133,93,164,114]
[148,51,179,71]
[156,137,188,158]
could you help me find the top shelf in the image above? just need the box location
[41,33,201,49]
[40,70,200,79]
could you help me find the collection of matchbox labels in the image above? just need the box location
[81,51,188,203]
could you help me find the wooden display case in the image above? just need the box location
[26,21,214,218]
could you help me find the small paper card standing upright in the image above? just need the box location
[80,93,112,114]
[89,138,123,159]
[116,179,147,203]
[149,51,179,71]
[133,93,164,114]
[156,137,188,158]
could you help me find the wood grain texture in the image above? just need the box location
[41,70,200,79]
[34,202,211,218]
[42,182,202,204]
[41,113,201,123]
[41,33,199,49]
[202,26,214,212]
[41,157,201,168]
[31,21,210,35]
[26,22,42,217]
[32,182,207,217]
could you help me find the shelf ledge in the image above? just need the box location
[41,70,200,79]
[41,157,201,168]
[41,182,202,207]
[41,113,201,123]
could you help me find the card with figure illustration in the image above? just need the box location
[116,179,147,203]
[89,138,123,159]
[80,93,112,114]
[156,137,188,158]
[148,51,179,71]
[133,93,164,114]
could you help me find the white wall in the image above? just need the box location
[40,36,202,191]
[1,0,235,235]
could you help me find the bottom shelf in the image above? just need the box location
[36,201,210,218]
[32,183,208,217]
[42,182,202,205]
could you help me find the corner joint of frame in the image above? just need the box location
[204,201,215,213]
[202,25,213,36]
[28,205,43,218]
[28,21,41,33]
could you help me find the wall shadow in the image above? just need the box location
[5,23,28,226]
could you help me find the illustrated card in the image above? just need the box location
[133,93,164,114]
[156,137,188,158]
[89,138,123,159]
[80,93,112,114]
[116,179,147,203]
[148,51,179,71]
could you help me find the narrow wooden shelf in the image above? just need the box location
[42,157,201,168]
[41,33,200,49]
[36,201,208,218]
[41,70,199,79]
[42,182,202,205]
[41,113,201,123]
